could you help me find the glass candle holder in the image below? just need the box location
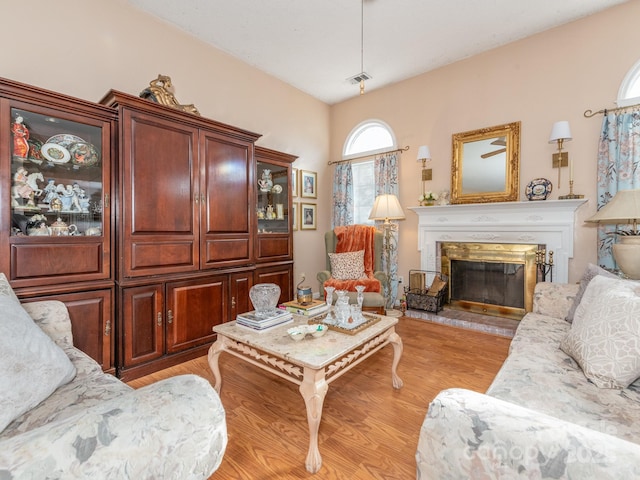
[324,285,335,308]
[355,285,365,309]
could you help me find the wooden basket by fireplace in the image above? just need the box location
[404,270,448,314]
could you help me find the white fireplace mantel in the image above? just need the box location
[408,199,588,283]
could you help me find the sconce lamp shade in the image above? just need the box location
[549,121,572,143]
[586,189,640,226]
[417,145,431,162]
[369,194,406,222]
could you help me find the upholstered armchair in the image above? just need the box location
[316,225,387,314]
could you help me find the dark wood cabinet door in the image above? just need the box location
[200,130,254,268]
[121,284,164,367]
[255,263,293,304]
[229,271,254,319]
[165,276,226,354]
[21,289,114,374]
[120,109,199,277]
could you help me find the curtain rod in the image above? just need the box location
[327,145,410,165]
[584,101,640,118]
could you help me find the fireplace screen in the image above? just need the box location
[440,242,540,320]
[450,260,524,309]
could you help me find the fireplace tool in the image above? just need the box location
[536,249,554,282]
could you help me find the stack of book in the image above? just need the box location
[283,299,329,316]
[236,309,293,332]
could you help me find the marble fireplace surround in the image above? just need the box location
[409,199,587,284]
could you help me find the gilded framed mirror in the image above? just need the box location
[451,121,520,204]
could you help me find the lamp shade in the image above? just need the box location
[549,121,572,143]
[417,145,431,162]
[369,194,406,221]
[586,189,640,224]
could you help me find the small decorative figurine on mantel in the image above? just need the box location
[139,74,200,116]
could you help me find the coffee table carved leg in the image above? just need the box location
[389,330,404,389]
[299,367,329,473]
[207,339,225,393]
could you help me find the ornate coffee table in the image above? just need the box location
[208,314,403,473]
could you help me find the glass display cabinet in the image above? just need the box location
[257,159,290,235]
[0,77,116,373]
[254,146,296,303]
[10,108,104,238]
[2,84,114,291]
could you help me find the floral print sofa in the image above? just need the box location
[417,280,640,479]
[0,295,227,479]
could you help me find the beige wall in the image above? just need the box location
[330,1,640,285]
[0,0,330,288]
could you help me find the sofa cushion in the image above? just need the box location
[561,275,640,389]
[0,293,76,433]
[328,250,366,280]
[565,263,618,323]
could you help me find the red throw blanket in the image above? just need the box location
[324,225,381,294]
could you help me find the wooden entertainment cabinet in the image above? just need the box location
[1,77,295,380]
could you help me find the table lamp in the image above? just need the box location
[586,189,640,278]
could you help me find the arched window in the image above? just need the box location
[341,120,397,224]
[617,59,640,107]
[343,120,396,159]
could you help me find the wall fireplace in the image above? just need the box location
[409,199,586,319]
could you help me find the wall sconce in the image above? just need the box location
[417,145,432,189]
[549,121,582,199]
[549,121,571,189]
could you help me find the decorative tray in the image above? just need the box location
[308,312,381,335]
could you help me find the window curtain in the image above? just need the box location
[332,162,353,228]
[374,151,400,308]
[596,109,640,269]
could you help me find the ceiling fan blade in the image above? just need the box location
[490,137,507,146]
[481,148,506,159]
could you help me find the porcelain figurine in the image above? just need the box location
[258,169,273,192]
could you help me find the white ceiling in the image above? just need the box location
[127,0,628,105]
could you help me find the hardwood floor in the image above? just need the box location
[128,316,511,479]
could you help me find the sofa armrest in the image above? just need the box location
[417,388,640,480]
[0,374,227,479]
[21,300,74,349]
[532,282,579,319]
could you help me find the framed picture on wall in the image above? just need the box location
[300,203,317,230]
[300,170,317,198]
[292,202,298,230]
[292,168,298,197]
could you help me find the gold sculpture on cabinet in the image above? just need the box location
[139,74,200,116]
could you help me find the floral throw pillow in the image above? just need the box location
[328,250,366,280]
[565,263,618,323]
[560,275,640,389]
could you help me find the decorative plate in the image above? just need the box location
[45,133,86,149]
[526,177,552,201]
[69,142,100,166]
[41,142,71,164]
[271,184,283,194]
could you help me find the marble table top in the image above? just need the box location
[213,314,398,369]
